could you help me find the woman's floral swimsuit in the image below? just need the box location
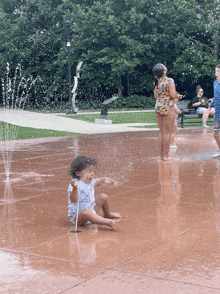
[154,77,174,115]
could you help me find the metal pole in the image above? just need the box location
[67,47,73,113]
[64,20,74,115]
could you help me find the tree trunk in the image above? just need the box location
[127,72,130,96]
[117,76,122,97]
[213,43,219,61]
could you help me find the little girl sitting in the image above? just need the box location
[67,155,121,230]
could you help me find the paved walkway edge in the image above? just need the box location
[0,108,158,134]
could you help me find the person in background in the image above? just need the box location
[210,65,220,158]
[192,86,214,128]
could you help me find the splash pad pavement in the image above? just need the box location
[1,127,220,293]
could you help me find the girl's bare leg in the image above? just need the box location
[162,108,176,160]
[170,123,178,145]
[95,193,121,219]
[170,132,175,146]
[76,209,120,230]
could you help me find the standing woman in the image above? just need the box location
[153,63,182,161]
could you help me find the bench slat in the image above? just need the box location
[184,114,199,119]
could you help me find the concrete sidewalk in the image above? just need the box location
[0,108,157,134]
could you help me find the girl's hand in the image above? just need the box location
[70,179,79,203]
[178,94,183,99]
[70,179,78,191]
[105,177,118,185]
[95,177,118,186]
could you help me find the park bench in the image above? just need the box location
[176,99,213,128]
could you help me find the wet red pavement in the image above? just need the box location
[1,128,220,293]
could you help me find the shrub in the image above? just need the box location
[113,95,155,109]
[74,95,155,110]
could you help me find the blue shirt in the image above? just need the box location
[211,80,220,111]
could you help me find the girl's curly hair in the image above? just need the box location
[69,156,97,179]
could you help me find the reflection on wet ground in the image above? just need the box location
[1,128,220,293]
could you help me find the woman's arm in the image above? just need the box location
[168,82,182,100]
[209,100,214,107]
[153,88,157,99]
[192,101,202,107]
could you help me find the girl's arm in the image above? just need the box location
[95,177,117,186]
[69,179,79,203]
[174,104,181,114]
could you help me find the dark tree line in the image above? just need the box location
[0,0,219,109]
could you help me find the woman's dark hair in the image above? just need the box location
[69,156,97,179]
[153,64,165,88]
[196,85,202,95]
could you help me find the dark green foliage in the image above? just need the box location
[0,0,219,110]
[74,94,155,110]
[113,95,155,109]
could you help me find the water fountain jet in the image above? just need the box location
[0,122,18,178]
[1,62,42,109]
[0,63,42,178]
[70,199,81,233]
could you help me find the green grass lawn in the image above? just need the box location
[66,111,157,124]
[66,111,214,127]
[0,121,79,141]
[180,117,213,127]
[137,117,213,128]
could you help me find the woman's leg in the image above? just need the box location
[162,108,176,160]
[213,130,220,157]
[156,114,164,160]
[210,108,215,116]
[198,108,209,126]
[212,112,220,157]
